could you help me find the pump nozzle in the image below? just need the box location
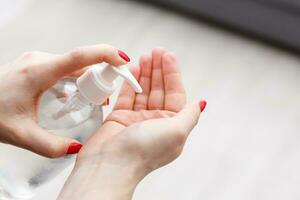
[100,65,142,93]
[75,64,142,105]
[111,65,142,93]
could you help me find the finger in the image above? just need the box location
[14,120,81,158]
[68,66,90,77]
[148,48,166,110]
[134,54,152,111]
[162,52,186,112]
[17,51,56,65]
[172,101,202,135]
[114,65,141,110]
[31,44,129,90]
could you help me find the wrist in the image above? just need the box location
[58,155,146,200]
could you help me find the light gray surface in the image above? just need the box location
[0,0,300,200]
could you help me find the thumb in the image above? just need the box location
[172,100,207,136]
[14,120,82,158]
[139,100,206,143]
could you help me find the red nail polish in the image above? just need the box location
[101,98,109,106]
[67,143,82,154]
[199,100,207,112]
[118,50,130,62]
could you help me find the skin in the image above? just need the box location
[58,48,203,200]
[0,45,203,199]
[0,44,128,158]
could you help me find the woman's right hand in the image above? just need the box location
[0,44,129,158]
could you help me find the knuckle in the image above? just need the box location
[20,51,40,60]
[100,44,114,51]
[69,47,85,61]
[46,143,62,158]
[17,65,30,75]
[44,137,67,158]
[174,131,186,146]
[100,44,117,58]
[16,65,36,85]
[100,44,115,60]
[173,126,186,146]
[173,145,184,158]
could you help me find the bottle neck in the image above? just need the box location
[76,67,115,105]
[100,65,118,84]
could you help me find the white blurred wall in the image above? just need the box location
[0,1,300,200]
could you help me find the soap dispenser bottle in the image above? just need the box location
[53,64,142,120]
[0,64,142,200]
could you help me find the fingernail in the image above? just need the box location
[67,143,82,154]
[102,98,110,106]
[199,100,207,112]
[118,50,130,62]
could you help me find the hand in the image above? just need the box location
[0,44,129,158]
[58,48,206,200]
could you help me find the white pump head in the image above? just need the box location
[77,64,142,105]
[101,65,142,93]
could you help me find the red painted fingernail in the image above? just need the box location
[199,100,207,112]
[118,50,130,62]
[101,98,110,106]
[67,143,82,154]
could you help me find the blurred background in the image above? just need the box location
[0,0,300,199]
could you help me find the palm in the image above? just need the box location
[97,49,186,139]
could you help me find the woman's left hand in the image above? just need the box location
[58,48,206,200]
[0,44,129,158]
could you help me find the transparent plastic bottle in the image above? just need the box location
[0,64,142,200]
[0,77,103,200]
